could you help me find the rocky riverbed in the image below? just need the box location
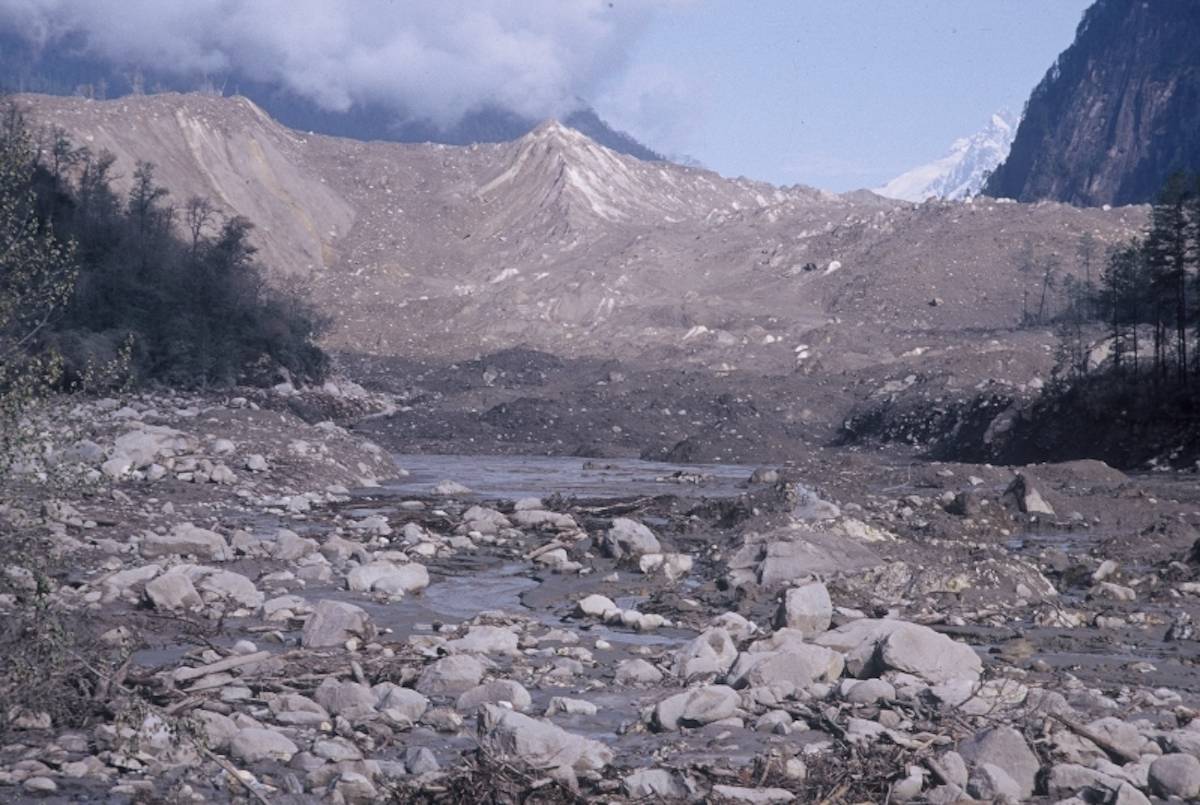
[5,384,1200,803]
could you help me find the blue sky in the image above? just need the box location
[594,0,1094,191]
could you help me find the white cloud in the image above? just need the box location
[595,61,707,158]
[0,0,687,126]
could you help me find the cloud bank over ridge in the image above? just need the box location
[0,0,681,126]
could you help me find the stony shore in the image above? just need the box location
[3,383,1200,803]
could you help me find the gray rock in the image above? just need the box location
[197,569,263,608]
[576,593,618,619]
[229,727,298,762]
[315,678,377,719]
[273,528,318,561]
[446,625,519,655]
[373,684,429,724]
[1114,782,1152,805]
[144,572,202,611]
[432,479,472,496]
[840,678,897,704]
[1005,473,1054,516]
[334,771,377,803]
[711,784,794,803]
[113,425,194,468]
[456,680,532,712]
[477,704,612,772]
[968,763,1021,802]
[1046,763,1124,797]
[193,709,239,750]
[301,600,372,648]
[935,751,969,787]
[269,693,330,726]
[653,684,740,731]
[774,580,832,636]
[462,506,511,535]
[1149,753,1200,799]
[416,654,487,696]
[615,658,663,685]
[725,645,843,693]
[674,627,738,680]
[142,523,230,561]
[814,618,981,683]
[749,468,780,485]
[624,768,685,799]
[347,561,430,596]
[957,725,1039,800]
[244,454,269,472]
[734,531,881,589]
[545,697,598,717]
[405,746,440,775]
[604,517,661,558]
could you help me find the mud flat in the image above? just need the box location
[4,384,1200,802]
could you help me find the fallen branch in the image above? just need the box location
[173,650,272,683]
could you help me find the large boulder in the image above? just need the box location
[814,619,981,684]
[725,645,843,693]
[416,654,487,696]
[314,678,378,719]
[957,726,1040,800]
[728,529,881,589]
[301,600,373,649]
[197,570,263,608]
[1004,473,1055,517]
[653,685,740,731]
[374,684,429,725]
[142,524,230,561]
[112,425,195,469]
[144,572,202,611]
[1149,754,1200,799]
[457,680,532,712]
[446,625,519,655]
[774,581,832,636]
[603,518,661,559]
[346,561,429,596]
[228,727,298,763]
[674,628,738,680]
[477,705,612,773]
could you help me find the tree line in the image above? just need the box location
[1037,173,1200,391]
[0,100,328,391]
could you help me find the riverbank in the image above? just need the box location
[3,386,1200,801]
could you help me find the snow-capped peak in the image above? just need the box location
[876,111,1017,203]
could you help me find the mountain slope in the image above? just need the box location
[985,0,1200,206]
[20,92,1140,374]
[877,112,1015,202]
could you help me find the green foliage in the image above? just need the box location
[0,103,77,482]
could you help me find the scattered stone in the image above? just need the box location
[711,784,794,803]
[144,572,202,611]
[1149,753,1200,799]
[416,654,487,696]
[478,705,612,773]
[957,726,1039,800]
[604,517,662,558]
[301,600,372,648]
[229,727,298,763]
[653,685,740,731]
[773,580,833,636]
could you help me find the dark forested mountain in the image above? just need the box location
[0,33,664,161]
[985,0,1200,207]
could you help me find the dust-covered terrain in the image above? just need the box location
[4,93,1200,804]
[6,383,1200,803]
